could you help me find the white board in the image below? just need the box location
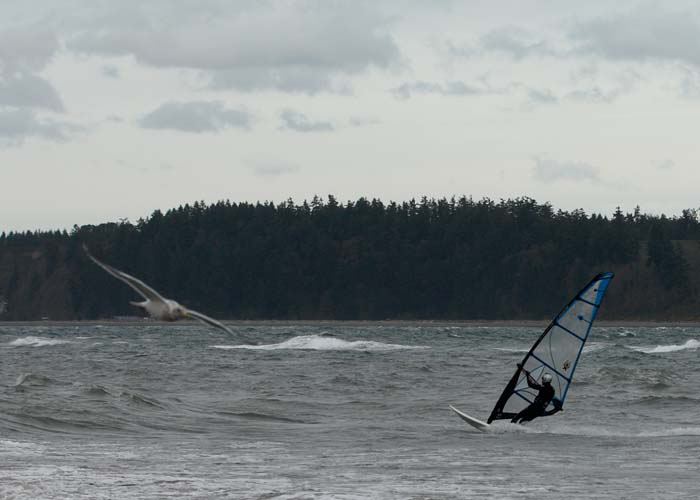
[449,405,490,432]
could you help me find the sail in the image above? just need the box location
[487,272,614,423]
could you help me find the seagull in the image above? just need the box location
[83,244,234,336]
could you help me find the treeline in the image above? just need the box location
[1,196,699,320]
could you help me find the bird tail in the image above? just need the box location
[130,301,147,309]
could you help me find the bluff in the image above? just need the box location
[1,197,699,321]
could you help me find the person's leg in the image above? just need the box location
[517,408,537,423]
[511,406,533,423]
[512,405,539,423]
[519,406,547,423]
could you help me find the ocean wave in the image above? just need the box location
[120,391,165,409]
[216,411,308,424]
[582,342,609,353]
[493,342,608,355]
[614,329,636,337]
[549,425,700,438]
[0,439,46,456]
[591,366,673,387]
[211,334,429,351]
[491,347,529,353]
[77,383,164,409]
[15,373,54,388]
[81,385,113,397]
[487,422,700,438]
[628,395,700,407]
[8,336,70,347]
[627,339,700,354]
[4,412,123,433]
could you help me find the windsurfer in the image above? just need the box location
[510,364,562,423]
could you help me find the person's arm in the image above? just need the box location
[517,363,542,390]
[543,398,563,416]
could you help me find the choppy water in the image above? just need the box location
[1,323,699,499]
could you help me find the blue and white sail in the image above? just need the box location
[487,272,614,423]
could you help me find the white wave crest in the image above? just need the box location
[0,439,46,456]
[614,329,635,337]
[487,422,700,438]
[547,424,700,438]
[583,342,608,353]
[494,342,607,355]
[8,336,70,347]
[212,334,429,351]
[492,347,528,353]
[628,339,700,354]
[485,422,539,434]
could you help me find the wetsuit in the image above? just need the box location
[511,371,559,423]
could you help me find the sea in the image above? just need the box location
[0,322,699,499]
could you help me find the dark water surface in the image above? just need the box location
[1,324,699,499]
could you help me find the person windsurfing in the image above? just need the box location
[510,363,562,424]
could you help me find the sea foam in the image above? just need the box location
[212,334,429,351]
[8,336,70,347]
[582,342,609,353]
[628,339,700,354]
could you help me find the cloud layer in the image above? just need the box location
[279,110,333,132]
[140,101,252,133]
[0,109,79,146]
[0,72,64,111]
[2,1,699,231]
[68,1,401,94]
[570,6,700,66]
[391,80,496,99]
[532,156,601,184]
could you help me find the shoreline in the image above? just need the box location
[1,319,699,328]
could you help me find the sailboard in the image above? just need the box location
[451,272,614,431]
[449,405,490,431]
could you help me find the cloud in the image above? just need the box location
[677,65,700,98]
[248,160,301,177]
[479,26,557,60]
[0,27,59,70]
[532,156,601,183]
[655,159,675,170]
[140,101,252,133]
[565,86,625,103]
[0,72,64,111]
[279,109,333,132]
[208,67,354,95]
[527,88,558,105]
[391,80,495,99]
[101,65,120,78]
[0,27,65,114]
[349,116,381,127]
[68,2,401,94]
[570,6,700,66]
[470,6,700,69]
[0,108,80,146]
[447,25,560,62]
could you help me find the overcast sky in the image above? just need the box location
[2,0,699,231]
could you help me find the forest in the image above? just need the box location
[1,196,699,321]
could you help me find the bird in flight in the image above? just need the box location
[83,245,234,336]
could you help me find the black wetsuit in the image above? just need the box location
[511,373,557,424]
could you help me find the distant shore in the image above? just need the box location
[1,319,700,328]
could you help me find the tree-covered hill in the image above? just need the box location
[1,196,699,321]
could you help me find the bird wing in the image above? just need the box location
[184,309,234,335]
[83,245,167,303]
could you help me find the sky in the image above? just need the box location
[1,0,699,231]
